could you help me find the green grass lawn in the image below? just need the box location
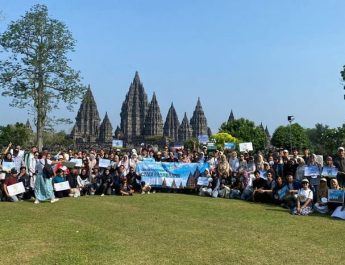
[0,193,344,265]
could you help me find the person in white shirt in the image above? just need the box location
[292,178,313,216]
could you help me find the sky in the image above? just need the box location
[0,0,345,135]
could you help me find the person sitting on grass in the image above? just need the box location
[17,166,32,200]
[53,168,68,198]
[252,170,269,203]
[314,178,329,214]
[292,178,313,216]
[126,166,141,192]
[3,168,20,202]
[327,179,342,213]
[66,168,81,198]
[100,168,113,196]
[283,174,301,209]
[272,176,288,205]
[141,181,151,194]
[119,177,133,196]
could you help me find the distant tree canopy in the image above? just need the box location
[0,123,33,148]
[219,118,268,151]
[0,4,85,151]
[271,123,309,151]
[210,132,239,151]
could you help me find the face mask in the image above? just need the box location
[269,161,274,166]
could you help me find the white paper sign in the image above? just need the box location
[99,159,111,168]
[197,177,209,186]
[239,142,253,152]
[70,159,83,167]
[54,181,71,191]
[331,206,345,220]
[7,182,25,196]
[2,162,15,172]
[112,140,123,148]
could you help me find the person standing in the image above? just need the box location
[34,152,59,204]
[334,147,345,187]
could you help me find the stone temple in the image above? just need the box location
[70,72,212,147]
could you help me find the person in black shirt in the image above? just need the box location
[252,170,269,202]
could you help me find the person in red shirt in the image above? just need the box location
[3,168,19,202]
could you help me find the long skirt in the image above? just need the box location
[34,174,55,201]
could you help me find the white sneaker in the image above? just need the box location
[101,194,105,197]
[147,191,150,194]
[34,199,39,204]
[51,198,59,203]
[141,191,145,194]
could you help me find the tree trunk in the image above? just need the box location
[36,113,44,151]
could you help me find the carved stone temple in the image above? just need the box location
[71,72,212,147]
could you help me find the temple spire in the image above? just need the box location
[228,110,235,123]
[178,112,192,143]
[99,112,113,144]
[143,92,163,137]
[163,102,180,142]
[190,98,208,138]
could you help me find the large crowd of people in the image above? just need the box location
[0,142,344,217]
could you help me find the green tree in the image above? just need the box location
[210,132,239,151]
[271,123,309,151]
[0,123,33,148]
[0,4,86,151]
[219,118,268,151]
[43,130,73,149]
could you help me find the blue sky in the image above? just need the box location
[1,0,345,135]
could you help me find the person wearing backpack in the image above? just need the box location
[34,151,60,204]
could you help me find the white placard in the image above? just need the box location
[239,142,253,152]
[112,140,123,148]
[99,159,111,168]
[54,181,71,191]
[70,159,83,167]
[331,206,345,220]
[197,177,209,186]
[2,162,15,172]
[7,182,25,196]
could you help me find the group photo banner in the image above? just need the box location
[136,161,209,189]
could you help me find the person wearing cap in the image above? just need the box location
[2,168,20,202]
[292,179,313,216]
[314,178,329,214]
[334,147,345,187]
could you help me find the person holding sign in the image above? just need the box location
[334,147,345,188]
[313,178,329,214]
[2,168,20,202]
[292,179,313,216]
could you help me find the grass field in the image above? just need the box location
[0,193,344,265]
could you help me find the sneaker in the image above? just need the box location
[141,191,145,194]
[147,191,150,194]
[152,190,156,194]
[51,198,59,203]
[34,199,40,204]
[101,194,105,197]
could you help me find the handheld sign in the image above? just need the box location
[207,142,216,151]
[198,135,209,144]
[304,165,320,176]
[99,159,111,168]
[2,162,15,172]
[54,181,71,191]
[239,142,253,152]
[112,140,123,148]
[197,177,209,186]
[321,167,338,178]
[70,159,83,167]
[224,142,236,150]
[7,182,25,196]
[328,189,344,204]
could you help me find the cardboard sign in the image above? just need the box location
[112,140,123,148]
[328,189,344,204]
[54,181,71,191]
[224,142,236,150]
[239,142,253,152]
[7,182,25,196]
[99,159,111,168]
